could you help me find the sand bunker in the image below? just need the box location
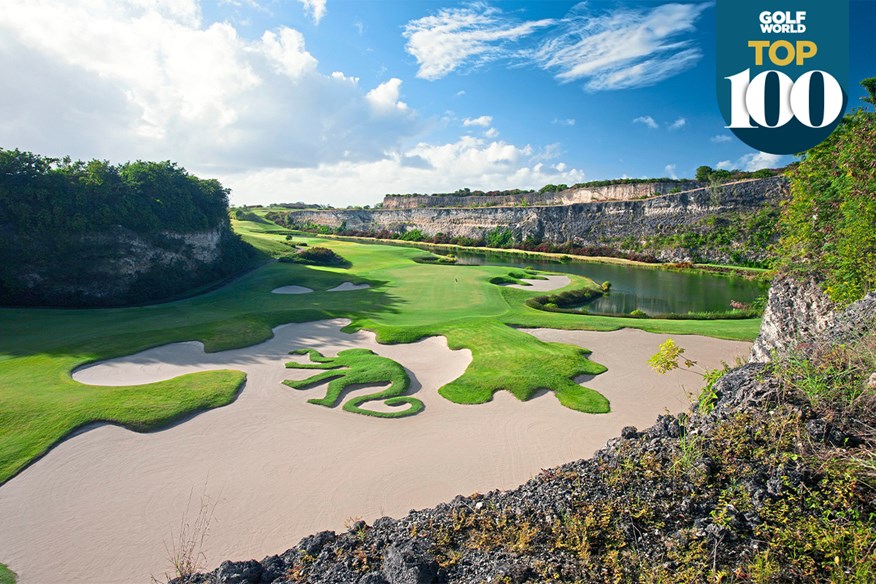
[328,282,371,292]
[271,285,314,294]
[0,321,750,583]
[505,275,570,291]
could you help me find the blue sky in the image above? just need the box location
[1,1,873,206]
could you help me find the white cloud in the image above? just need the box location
[738,152,785,171]
[299,0,327,25]
[260,27,318,77]
[0,1,588,208]
[402,2,707,91]
[551,118,576,126]
[0,0,417,173]
[456,90,466,97]
[716,152,787,172]
[463,115,493,127]
[668,117,686,130]
[711,134,733,143]
[633,115,659,129]
[532,2,709,91]
[225,135,586,206]
[403,5,554,80]
[366,78,408,113]
[664,164,678,179]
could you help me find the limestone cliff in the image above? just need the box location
[382,181,707,210]
[282,177,786,264]
[2,222,258,307]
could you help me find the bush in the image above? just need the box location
[776,108,876,305]
[525,287,604,313]
[630,309,648,318]
[281,246,349,267]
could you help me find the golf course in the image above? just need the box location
[0,216,762,485]
[0,216,759,582]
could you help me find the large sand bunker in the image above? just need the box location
[328,282,371,292]
[271,285,313,294]
[0,321,750,583]
[504,275,570,291]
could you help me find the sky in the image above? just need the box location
[1,0,873,207]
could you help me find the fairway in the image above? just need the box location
[0,217,761,486]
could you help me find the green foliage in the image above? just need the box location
[697,367,728,413]
[648,339,695,374]
[600,281,611,292]
[297,246,347,266]
[284,348,422,418]
[0,148,259,306]
[695,165,714,182]
[770,337,876,410]
[280,246,349,267]
[0,149,230,233]
[776,110,876,305]
[0,564,15,584]
[861,76,876,107]
[232,209,266,223]
[629,204,780,269]
[526,287,604,314]
[399,229,426,242]
[572,177,695,188]
[696,164,781,184]
[538,183,568,194]
[629,309,648,318]
[484,227,514,248]
[412,253,457,265]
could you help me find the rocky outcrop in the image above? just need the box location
[749,276,838,362]
[382,181,707,210]
[288,178,785,258]
[179,279,875,584]
[3,222,257,307]
[749,275,876,363]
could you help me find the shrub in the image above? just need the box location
[630,309,648,318]
[291,246,348,266]
[776,108,876,305]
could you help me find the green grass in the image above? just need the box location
[0,218,761,484]
[0,563,16,584]
[285,348,422,418]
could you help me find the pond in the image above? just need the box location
[452,250,769,316]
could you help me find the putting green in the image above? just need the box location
[0,218,760,484]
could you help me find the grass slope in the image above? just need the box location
[0,218,760,484]
[0,564,14,584]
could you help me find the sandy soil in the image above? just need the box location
[271,285,313,294]
[328,282,371,292]
[505,275,571,291]
[0,321,750,583]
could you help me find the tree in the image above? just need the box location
[861,76,876,108]
[695,165,713,182]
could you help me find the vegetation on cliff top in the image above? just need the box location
[776,107,876,305]
[0,149,230,233]
[0,148,259,307]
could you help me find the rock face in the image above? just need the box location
[289,178,785,253]
[749,276,838,362]
[382,181,707,210]
[179,277,875,584]
[5,223,254,307]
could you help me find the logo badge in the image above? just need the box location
[716,0,849,154]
